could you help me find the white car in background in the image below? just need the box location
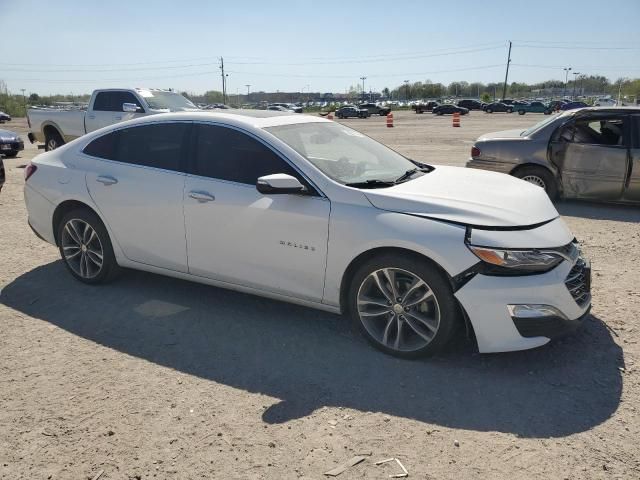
[23,110,591,358]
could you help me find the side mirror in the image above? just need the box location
[256,173,306,195]
[122,103,140,112]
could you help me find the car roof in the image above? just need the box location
[572,106,640,115]
[102,110,329,130]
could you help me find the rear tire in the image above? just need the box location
[347,253,460,358]
[486,108,493,113]
[506,108,513,114]
[513,166,558,200]
[518,110,525,115]
[45,130,65,151]
[57,208,121,284]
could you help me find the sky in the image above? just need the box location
[1,0,639,96]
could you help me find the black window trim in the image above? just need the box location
[81,120,193,175]
[187,121,326,198]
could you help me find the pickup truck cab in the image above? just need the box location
[28,88,198,150]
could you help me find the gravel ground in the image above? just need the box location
[1,112,639,479]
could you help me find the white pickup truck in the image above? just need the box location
[27,88,199,150]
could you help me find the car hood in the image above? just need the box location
[0,129,20,141]
[362,166,559,227]
[477,129,525,141]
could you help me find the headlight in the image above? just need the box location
[467,245,564,274]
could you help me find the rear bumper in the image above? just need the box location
[24,184,56,245]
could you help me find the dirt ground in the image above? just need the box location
[1,111,639,479]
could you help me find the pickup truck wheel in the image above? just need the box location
[514,166,558,200]
[348,254,460,358]
[45,131,65,152]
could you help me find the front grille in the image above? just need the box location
[565,257,591,307]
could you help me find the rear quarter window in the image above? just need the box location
[83,132,118,160]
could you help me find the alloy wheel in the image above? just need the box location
[357,268,441,353]
[47,137,58,151]
[61,219,104,279]
[522,175,546,189]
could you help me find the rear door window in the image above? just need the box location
[115,123,189,172]
[92,92,116,111]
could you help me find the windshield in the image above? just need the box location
[521,113,562,137]
[266,122,424,186]
[138,90,198,111]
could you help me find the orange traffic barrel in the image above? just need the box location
[386,112,394,128]
[452,112,460,127]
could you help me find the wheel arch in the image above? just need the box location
[338,246,476,347]
[338,246,454,314]
[510,162,558,180]
[510,162,561,198]
[42,122,64,140]
[52,199,103,246]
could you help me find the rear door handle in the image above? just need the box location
[88,115,96,119]
[96,175,118,186]
[114,116,122,120]
[188,191,215,203]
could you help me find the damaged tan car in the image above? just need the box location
[467,107,640,203]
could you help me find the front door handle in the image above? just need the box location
[88,115,96,119]
[188,191,215,203]
[114,116,122,120]
[96,175,118,186]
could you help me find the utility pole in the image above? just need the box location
[572,72,580,99]
[404,80,410,101]
[563,67,572,99]
[360,76,366,103]
[501,41,512,101]
[20,88,26,114]
[245,84,251,103]
[220,57,226,104]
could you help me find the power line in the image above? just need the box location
[3,64,506,84]
[513,43,640,51]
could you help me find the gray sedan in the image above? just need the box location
[467,107,640,203]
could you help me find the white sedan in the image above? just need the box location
[23,110,591,357]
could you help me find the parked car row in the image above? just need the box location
[0,111,11,123]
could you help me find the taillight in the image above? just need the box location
[471,146,481,158]
[24,163,37,181]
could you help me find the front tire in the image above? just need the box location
[486,108,493,113]
[348,254,460,358]
[513,166,558,200]
[506,108,513,114]
[518,110,525,115]
[57,208,121,284]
